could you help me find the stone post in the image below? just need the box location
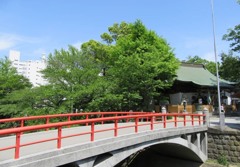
[203,107,209,127]
[161,106,166,121]
[219,112,225,131]
[152,110,156,122]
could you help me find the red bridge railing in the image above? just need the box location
[0,112,206,160]
[0,112,147,129]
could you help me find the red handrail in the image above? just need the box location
[0,111,148,129]
[0,112,206,160]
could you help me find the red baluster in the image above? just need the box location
[114,119,118,137]
[57,127,62,149]
[46,117,49,131]
[184,115,186,126]
[15,132,21,159]
[135,117,138,133]
[91,123,95,141]
[174,115,177,127]
[151,116,154,130]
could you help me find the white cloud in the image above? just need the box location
[0,33,43,51]
[0,33,19,50]
[0,40,14,50]
[72,41,83,49]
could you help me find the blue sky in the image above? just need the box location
[0,0,239,61]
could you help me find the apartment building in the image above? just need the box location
[9,50,48,87]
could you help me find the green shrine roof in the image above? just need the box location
[176,63,236,88]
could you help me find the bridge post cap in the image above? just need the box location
[203,107,208,112]
[161,106,167,113]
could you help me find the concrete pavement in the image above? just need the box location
[209,116,240,130]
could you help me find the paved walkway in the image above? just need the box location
[209,116,240,130]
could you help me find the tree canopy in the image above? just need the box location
[0,57,32,118]
[223,1,240,53]
[221,1,240,83]
[223,25,240,53]
[219,52,240,82]
[42,46,102,112]
[0,20,179,120]
[0,58,31,98]
[84,21,179,111]
[43,20,179,112]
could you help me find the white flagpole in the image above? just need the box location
[210,0,225,130]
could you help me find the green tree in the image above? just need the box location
[81,40,124,111]
[183,55,217,75]
[219,52,240,82]
[0,57,31,98]
[84,20,179,111]
[0,89,35,118]
[0,57,32,118]
[221,1,240,82]
[223,24,240,53]
[42,46,102,112]
[223,1,240,53]
[39,20,179,112]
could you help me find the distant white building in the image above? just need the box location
[9,50,48,87]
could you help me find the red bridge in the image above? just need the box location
[0,111,208,167]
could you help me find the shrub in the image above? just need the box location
[217,154,229,166]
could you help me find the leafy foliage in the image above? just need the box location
[1,20,179,120]
[223,2,240,53]
[219,52,240,82]
[0,57,32,118]
[42,46,101,112]
[82,20,179,111]
[217,154,229,166]
[0,58,32,98]
[223,24,240,53]
[221,1,240,84]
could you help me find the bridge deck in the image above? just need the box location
[0,119,203,162]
